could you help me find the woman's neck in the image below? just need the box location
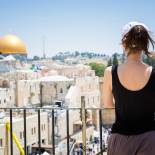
[125,53,143,64]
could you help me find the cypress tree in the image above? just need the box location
[113,53,119,65]
[107,58,112,66]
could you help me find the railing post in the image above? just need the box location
[66,109,70,155]
[81,96,86,155]
[99,109,103,155]
[38,109,41,155]
[23,109,27,155]
[52,109,55,155]
[10,109,13,155]
[40,84,43,107]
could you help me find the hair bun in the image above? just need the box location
[122,23,155,57]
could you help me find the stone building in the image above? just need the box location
[16,80,41,107]
[0,78,15,108]
[0,112,48,155]
[40,75,74,106]
[54,64,95,78]
[15,75,74,107]
[53,75,101,141]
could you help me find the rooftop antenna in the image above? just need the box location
[42,35,46,59]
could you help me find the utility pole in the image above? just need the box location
[42,36,46,59]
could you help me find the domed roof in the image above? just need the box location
[0,34,27,54]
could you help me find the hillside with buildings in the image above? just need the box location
[1,34,154,155]
[0,34,114,155]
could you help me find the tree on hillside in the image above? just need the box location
[33,56,40,60]
[112,53,119,65]
[75,51,80,57]
[143,55,155,67]
[89,62,106,77]
[121,53,126,64]
[107,58,112,66]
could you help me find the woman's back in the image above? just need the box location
[111,62,155,135]
[106,22,155,155]
[117,61,152,91]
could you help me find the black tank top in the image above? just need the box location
[111,65,155,135]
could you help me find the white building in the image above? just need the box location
[66,76,100,108]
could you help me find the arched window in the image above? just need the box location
[2,80,9,88]
[60,88,63,93]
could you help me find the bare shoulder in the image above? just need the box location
[103,66,113,91]
[104,66,112,76]
[142,63,153,73]
[103,66,112,85]
[143,62,151,68]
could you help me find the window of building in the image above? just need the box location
[34,127,36,134]
[42,139,45,144]
[41,124,43,131]
[98,96,100,102]
[60,88,63,93]
[97,84,99,89]
[67,84,71,90]
[89,84,91,89]
[20,132,22,139]
[4,99,6,103]
[81,87,83,92]
[10,96,11,100]
[41,124,45,131]
[0,138,3,147]
[31,128,33,135]
[2,80,8,88]
[0,100,1,104]
[55,118,57,125]
[30,86,32,92]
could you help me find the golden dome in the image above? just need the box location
[0,34,27,54]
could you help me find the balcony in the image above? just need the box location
[0,97,114,155]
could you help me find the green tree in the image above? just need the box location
[143,55,155,67]
[33,56,40,60]
[121,53,126,64]
[112,53,119,65]
[107,58,112,66]
[88,53,93,59]
[89,62,106,77]
[75,51,80,57]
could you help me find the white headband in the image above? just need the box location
[122,21,150,38]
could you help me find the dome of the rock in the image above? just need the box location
[0,34,27,55]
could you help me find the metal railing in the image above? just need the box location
[0,97,114,155]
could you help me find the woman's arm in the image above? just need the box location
[102,66,114,108]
